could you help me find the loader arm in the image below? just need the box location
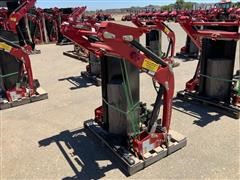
[132,17,176,59]
[177,16,240,92]
[7,0,36,33]
[177,16,240,50]
[62,21,174,132]
[67,6,86,25]
[0,35,34,93]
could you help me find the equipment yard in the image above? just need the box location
[1,22,239,179]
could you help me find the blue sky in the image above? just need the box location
[36,0,239,10]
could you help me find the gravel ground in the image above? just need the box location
[1,22,239,179]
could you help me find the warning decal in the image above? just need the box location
[142,58,160,73]
[164,27,170,35]
[0,42,12,52]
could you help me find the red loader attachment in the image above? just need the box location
[0,33,47,110]
[177,15,240,118]
[1,0,41,54]
[62,7,186,175]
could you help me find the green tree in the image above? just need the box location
[175,0,185,10]
[162,5,173,11]
[183,2,194,9]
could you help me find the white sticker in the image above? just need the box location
[142,139,154,154]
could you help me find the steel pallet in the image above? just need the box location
[177,90,240,119]
[84,119,187,176]
[81,71,101,87]
[0,87,48,110]
[56,42,73,46]
[176,52,199,60]
[63,51,88,62]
